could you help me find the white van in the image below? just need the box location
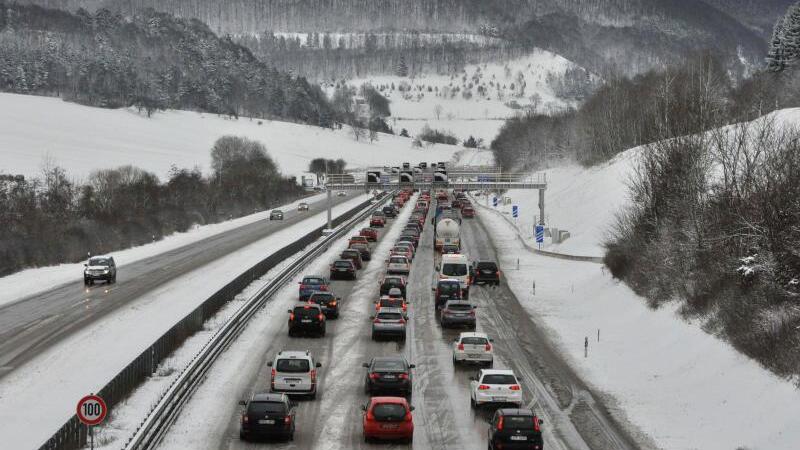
[438,254,470,297]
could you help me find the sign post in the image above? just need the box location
[535,225,544,250]
[77,394,107,450]
[492,196,499,208]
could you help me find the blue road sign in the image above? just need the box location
[512,205,519,218]
[492,196,499,207]
[535,225,545,243]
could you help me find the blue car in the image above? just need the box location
[299,275,330,301]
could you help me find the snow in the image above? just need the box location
[0,195,369,450]
[478,209,800,450]
[0,193,325,308]
[0,92,462,180]
[390,118,507,146]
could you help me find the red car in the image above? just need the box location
[370,215,386,228]
[360,227,378,242]
[349,235,371,247]
[462,207,475,218]
[362,397,414,443]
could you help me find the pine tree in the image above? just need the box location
[767,19,787,71]
[396,55,408,77]
[782,5,800,66]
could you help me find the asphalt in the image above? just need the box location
[207,197,646,450]
[0,194,354,378]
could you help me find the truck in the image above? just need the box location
[435,218,460,251]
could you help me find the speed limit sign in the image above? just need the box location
[77,394,107,426]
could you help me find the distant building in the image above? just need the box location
[352,96,370,122]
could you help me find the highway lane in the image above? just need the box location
[0,193,354,378]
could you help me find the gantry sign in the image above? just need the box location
[323,165,547,230]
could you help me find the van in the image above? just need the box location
[438,254,470,298]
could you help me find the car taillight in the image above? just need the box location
[469,310,475,316]
[435,288,440,297]
[320,285,328,291]
[399,317,406,324]
[310,369,317,383]
[289,313,295,321]
[405,410,413,421]
[329,300,337,306]
[485,343,492,351]
[509,385,521,391]
[284,415,292,426]
[534,415,541,432]
[457,343,464,350]
[242,414,248,424]
[369,373,380,380]
[299,284,306,290]
[497,416,504,431]
[398,373,409,380]
[318,313,324,321]
[271,368,276,380]
[478,384,490,390]
[374,318,382,323]
[496,271,501,277]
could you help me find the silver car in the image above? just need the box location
[267,350,322,399]
[371,307,407,341]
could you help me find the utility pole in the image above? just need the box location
[325,159,332,230]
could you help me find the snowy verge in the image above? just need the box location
[0,193,326,308]
[479,209,800,450]
[0,195,369,450]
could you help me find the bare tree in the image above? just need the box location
[433,104,443,120]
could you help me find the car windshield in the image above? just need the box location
[377,312,403,321]
[88,258,110,266]
[380,299,402,307]
[334,261,352,268]
[438,283,460,294]
[302,277,325,285]
[483,374,517,384]
[373,359,406,371]
[461,337,488,345]
[442,263,468,276]
[447,303,472,311]
[389,257,406,264]
[342,251,358,257]
[248,401,286,414]
[477,262,498,270]
[275,358,310,372]
[372,403,406,421]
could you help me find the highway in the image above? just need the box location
[161,194,643,450]
[0,194,354,378]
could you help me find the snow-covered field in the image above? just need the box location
[0,93,461,180]
[479,209,800,450]
[0,195,369,450]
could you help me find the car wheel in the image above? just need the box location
[310,391,317,400]
[452,355,458,365]
[239,431,247,441]
[364,435,370,443]
[371,332,377,341]
[470,396,477,409]
[486,359,493,368]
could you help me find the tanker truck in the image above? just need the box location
[435,217,461,251]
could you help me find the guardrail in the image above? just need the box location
[39,195,387,450]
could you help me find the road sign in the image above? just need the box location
[492,196,498,207]
[77,394,107,426]
[512,205,519,218]
[535,225,545,243]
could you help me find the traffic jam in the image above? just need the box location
[238,184,544,449]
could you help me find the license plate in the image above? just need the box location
[510,436,527,441]
[492,396,506,401]
[301,319,312,323]
[383,375,396,380]
[468,354,481,358]
[258,419,275,425]
[381,424,399,430]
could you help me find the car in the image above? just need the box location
[394,241,416,255]
[379,275,407,297]
[349,235,371,248]
[404,222,422,234]
[298,275,330,301]
[308,291,341,318]
[363,355,415,397]
[83,255,117,285]
[440,300,477,329]
[433,279,463,309]
[370,212,387,228]
[360,227,379,242]
[287,303,326,337]
[386,255,411,275]
[371,307,407,341]
[470,369,523,408]
[341,249,364,270]
[297,202,309,212]
[239,393,296,441]
[399,232,419,247]
[488,408,544,450]
[472,261,501,285]
[375,295,408,313]
[462,206,475,218]
[391,246,414,261]
[350,242,372,261]
[337,190,347,197]
[441,244,460,254]
[330,259,357,280]
[362,397,414,443]
[270,209,284,220]
[452,198,463,209]
[268,350,322,398]
[382,205,398,218]
[453,332,494,366]
[438,253,470,298]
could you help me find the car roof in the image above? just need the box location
[371,355,407,363]
[377,307,404,314]
[275,350,312,359]
[459,331,489,339]
[89,255,113,260]
[438,278,461,284]
[498,408,534,416]
[369,396,409,405]
[334,259,354,264]
[481,369,516,376]
[252,392,286,402]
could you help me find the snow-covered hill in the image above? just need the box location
[0,93,461,180]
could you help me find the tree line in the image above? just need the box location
[0,136,304,276]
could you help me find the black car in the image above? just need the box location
[487,408,544,450]
[382,205,398,218]
[380,276,407,297]
[350,243,372,261]
[434,279,462,309]
[363,356,415,397]
[239,393,296,441]
[270,209,284,220]
[472,261,501,285]
[308,291,340,318]
[287,304,326,337]
[441,244,460,254]
[83,255,117,285]
[330,259,357,280]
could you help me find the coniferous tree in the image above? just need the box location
[781,5,800,66]
[767,19,787,71]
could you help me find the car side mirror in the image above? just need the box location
[473,305,478,309]
[539,419,544,425]
[238,400,246,406]
[489,338,494,342]
[84,263,88,267]
[435,264,440,271]
[267,361,273,367]
[362,363,369,368]
[369,315,375,320]
[316,362,322,368]
[469,376,477,381]
[409,364,416,369]
[431,287,436,292]
[287,309,293,314]
[409,406,415,411]
[361,405,367,411]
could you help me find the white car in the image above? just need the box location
[267,350,322,399]
[297,202,309,211]
[453,332,493,366]
[386,255,411,275]
[337,191,347,197]
[470,369,523,408]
